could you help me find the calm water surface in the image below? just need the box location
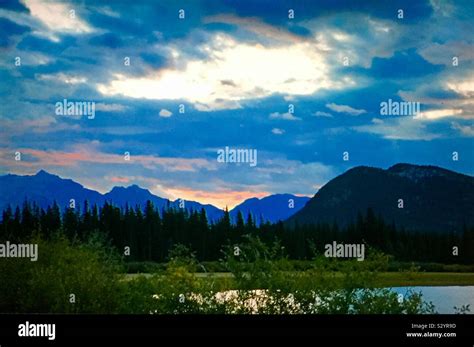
[391,286,474,314]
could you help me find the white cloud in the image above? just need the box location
[399,77,474,120]
[95,103,128,112]
[419,41,474,66]
[0,51,52,67]
[415,108,463,120]
[37,73,87,84]
[447,77,474,98]
[371,117,384,124]
[194,100,242,112]
[204,14,309,44]
[314,111,333,118]
[451,122,474,137]
[98,33,354,110]
[93,6,121,18]
[159,109,173,117]
[271,128,285,135]
[269,112,301,121]
[22,0,93,34]
[326,103,366,116]
[430,0,456,17]
[354,117,440,141]
[305,15,402,68]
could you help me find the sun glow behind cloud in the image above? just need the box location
[98,33,354,110]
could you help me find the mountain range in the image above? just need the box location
[1,163,472,231]
[286,163,474,232]
[0,170,308,224]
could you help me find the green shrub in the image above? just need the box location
[0,233,123,313]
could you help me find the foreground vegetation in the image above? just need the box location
[2,198,472,314]
[0,234,450,314]
[127,272,474,288]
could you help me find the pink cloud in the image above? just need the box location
[109,176,130,183]
[0,146,216,172]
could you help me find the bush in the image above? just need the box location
[0,235,439,314]
[0,233,123,313]
[124,261,166,274]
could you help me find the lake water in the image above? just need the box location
[391,286,474,314]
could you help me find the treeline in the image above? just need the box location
[1,200,473,264]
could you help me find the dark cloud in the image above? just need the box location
[220,0,433,24]
[220,80,237,87]
[89,32,124,48]
[0,0,30,12]
[202,22,237,33]
[369,49,444,79]
[0,17,30,47]
[83,2,208,42]
[17,35,77,54]
[139,52,167,69]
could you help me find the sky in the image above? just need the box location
[0,0,473,209]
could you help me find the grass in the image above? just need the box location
[125,260,474,274]
[124,271,474,288]
[374,272,474,287]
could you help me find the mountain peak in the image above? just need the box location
[36,169,54,177]
[286,163,474,232]
[109,184,148,193]
[387,163,457,182]
[230,194,311,225]
[34,170,63,181]
[388,163,435,172]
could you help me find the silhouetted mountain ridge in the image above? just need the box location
[0,171,308,223]
[286,163,474,232]
[230,194,310,225]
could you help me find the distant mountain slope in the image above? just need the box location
[0,171,224,221]
[286,163,474,232]
[103,185,225,222]
[0,171,305,224]
[0,170,105,211]
[229,194,310,224]
[104,185,167,208]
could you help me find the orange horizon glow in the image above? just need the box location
[157,186,271,210]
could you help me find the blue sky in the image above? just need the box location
[0,0,473,208]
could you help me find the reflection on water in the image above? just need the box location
[392,286,474,314]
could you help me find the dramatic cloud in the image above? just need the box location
[98,33,354,110]
[1,0,473,205]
